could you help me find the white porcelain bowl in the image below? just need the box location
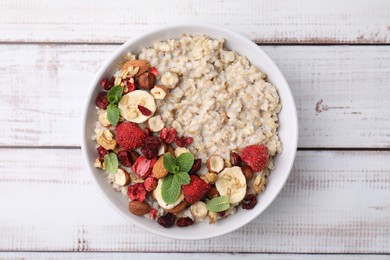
[82,23,298,240]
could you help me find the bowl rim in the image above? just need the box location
[81,23,298,240]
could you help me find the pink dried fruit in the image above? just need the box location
[176,217,194,227]
[144,136,161,150]
[157,213,175,228]
[138,105,152,116]
[149,208,158,220]
[95,91,109,109]
[230,151,241,166]
[141,146,158,160]
[150,67,158,76]
[144,176,157,191]
[101,76,115,90]
[188,159,202,175]
[131,155,157,179]
[160,128,177,144]
[97,146,108,161]
[242,194,257,210]
[127,183,147,202]
[124,79,136,94]
[117,150,133,167]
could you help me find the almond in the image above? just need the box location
[114,168,130,186]
[128,201,151,215]
[152,156,168,179]
[207,154,225,173]
[122,60,150,77]
[165,201,188,214]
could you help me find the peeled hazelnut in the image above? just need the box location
[129,201,151,215]
[241,165,254,181]
[148,115,165,132]
[150,85,168,100]
[190,201,208,221]
[97,130,117,150]
[137,72,156,90]
[161,71,179,89]
[208,211,218,224]
[98,110,111,127]
[253,175,267,194]
[166,201,188,215]
[174,147,190,157]
[130,173,144,183]
[207,154,225,173]
[206,187,219,199]
[114,168,130,186]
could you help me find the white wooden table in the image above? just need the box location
[1,1,389,259]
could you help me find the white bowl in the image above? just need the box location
[82,23,298,240]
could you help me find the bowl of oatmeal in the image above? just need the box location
[82,24,298,240]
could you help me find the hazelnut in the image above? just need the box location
[137,72,156,90]
[241,165,254,181]
[253,175,267,194]
[148,115,165,132]
[150,85,168,100]
[207,154,225,173]
[206,187,219,199]
[96,130,117,150]
[165,201,188,215]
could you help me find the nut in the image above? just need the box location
[253,175,267,193]
[150,85,168,99]
[130,173,144,183]
[122,60,150,77]
[208,211,218,224]
[241,165,254,181]
[202,172,218,184]
[166,144,175,157]
[157,142,167,156]
[128,201,151,215]
[94,158,102,168]
[114,168,130,186]
[206,187,219,199]
[98,110,111,127]
[148,115,165,132]
[137,72,156,90]
[174,147,190,157]
[161,71,179,89]
[128,150,140,163]
[207,154,225,173]
[96,130,117,150]
[190,201,208,221]
[152,156,169,179]
[165,201,188,214]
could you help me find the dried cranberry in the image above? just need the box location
[230,151,242,166]
[176,217,194,227]
[101,76,115,90]
[97,146,108,161]
[143,176,157,191]
[144,136,161,150]
[150,67,158,76]
[174,137,185,147]
[95,91,109,109]
[218,211,227,218]
[242,194,257,210]
[141,146,158,160]
[138,105,152,116]
[160,128,177,144]
[127,183,147,202]
[157,213,176,228]
[149,208,158,220]
[184,137,193,145]
[117,150,132,167]
[145,127,153,136]
[188,159,202,175]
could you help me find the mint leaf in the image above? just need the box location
[107,103,120,126]
[174,171,190,185]
[163,153,177,173]
[206,195,230,213]
[161,173,181,204]
[104,153,118,174]
[107,85,123,104]
[176,153,194,172]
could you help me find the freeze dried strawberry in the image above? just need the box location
[95,91,109,109]
[241,144,269,172]
[182,175,211,204]
[131,155,157,179]
[127,183,147,202]
[144,176,157,191]
[97,146,108,161]
[160,128,177,144]
[116,122,147,150]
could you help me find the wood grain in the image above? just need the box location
[1,44,390,148]
[0,0,389,44]
[1,149,389,253]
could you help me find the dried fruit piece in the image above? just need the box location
[141,146,158,160]
[157,212,176,228]
[230,151,241,166]
[117,150,132,167]
[149,208,158,219]
[131,156,157,179]
[138,105,152,116]
[101,76,115,90]
[241,144,269,172]
[116,122,147,150]
[176,217,194,227]
[95,91,109,109]
[188,159,202,175]
[149,67,158,76]
[97,146,108,161]
[128,201,151,215]
[144,176,157,191]
[207,154,225,173]
[160,128,177,144]
[242,194,257,210]
[127,183,147,202]
[182,175,211,204]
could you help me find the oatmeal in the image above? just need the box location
[91,34,282,227]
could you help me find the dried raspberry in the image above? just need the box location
[241,144,269,172]
[144,136,161,150]
[149,208,158,220]
[95,91,109,109]
[184,137,193,145]
[160,128,177,144]
[138,105,152,116]
[174,137,185,147]
[127,183,147,202]
[242,194,257,210]
[157,213,175,228]
[143,176,157,191]
[123,78,136,94]
[116,122,147,150]
[176,217,194,227]
[182,175,211,204]
[150,67,158,76]
[145,127,153,136]
[230,151,241,166]
[141,146,158,160]
[131,156,157,179]
[101,76,115,90]
[188,159,202,175]
[117,150,132,167]
[97,146,108,161]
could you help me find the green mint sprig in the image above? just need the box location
[161,153,194,204]
[206,195,230,212]
[106,85,123,126]
[104,152,118,174]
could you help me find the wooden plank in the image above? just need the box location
[0,252,388,260]
[1,44,390,148]
[0,0,389,44]
[0,149,389,253]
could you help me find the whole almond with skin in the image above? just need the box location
[241,165,254,181]
[166,201,188,214]
[152,156,169,179]
[166,144,175,157]
[122,60,150,77]
[128,201,151,215]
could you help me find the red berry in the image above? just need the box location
[116,122,147,150]
[149,208,158,219]
[241,144,269,172]
[131,156,157,179]
[97,146,108,161]
[127,183,147,202]
[144,136,161,150]
[138,105,152,116]
[144,176,157,191]
[188,159,202,175]
[157,213,175,228]
[182,175,211,204]
[141,146,158,160]
[176,217,194,227]
[160,128,177,144]
[101,76,115,90]
[174,137,185,147]
[242,194,257,210]
[95,91,109,109]
[117,150,132,167]
[150,67,158,76]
